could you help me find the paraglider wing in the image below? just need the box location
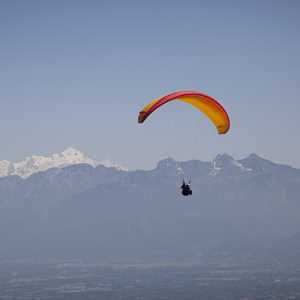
[138,91,230,134]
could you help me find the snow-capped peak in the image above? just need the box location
[98,159,128,171]
[0,148,126,178]
[209,153,252,176]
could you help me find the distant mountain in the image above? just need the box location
[0,152,299,260]
[0,148,126,178]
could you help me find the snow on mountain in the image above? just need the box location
[99,159,128,171]
[0,160,12,176]
[0,148,126,178]
[209,153,252,176]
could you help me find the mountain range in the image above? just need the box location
[0,148,125,178]
[0,149,300,261]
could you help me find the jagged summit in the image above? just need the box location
[0,148,125,178]
[156,158,177,169]
[210,153,252,176]
[213,153,235,167]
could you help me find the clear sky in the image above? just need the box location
[0,0,299,169]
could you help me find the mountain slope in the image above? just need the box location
[0,152,299,260]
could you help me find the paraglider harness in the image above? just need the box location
[181,180,192,196]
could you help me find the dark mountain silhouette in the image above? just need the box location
[0,153,299,260]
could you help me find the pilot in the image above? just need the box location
[181,180,192,196]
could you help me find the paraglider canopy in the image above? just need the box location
[138,90,230,134]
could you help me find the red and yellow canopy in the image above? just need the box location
[138,91,230,134]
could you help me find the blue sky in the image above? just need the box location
[0,0,299,169]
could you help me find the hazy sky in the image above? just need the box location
[0,0,299,169]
